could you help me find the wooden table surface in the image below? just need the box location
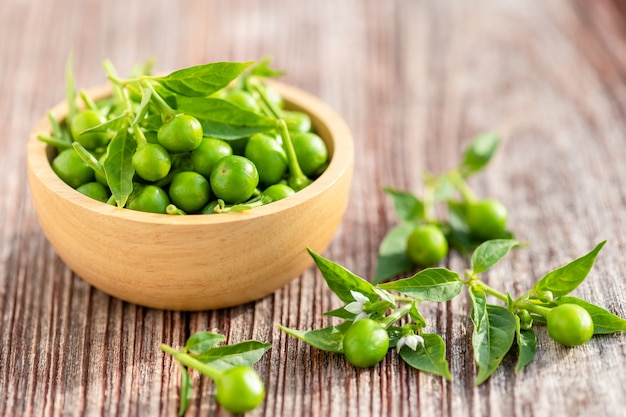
[1,0,626,416]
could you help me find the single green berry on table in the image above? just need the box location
[465,198,508,240]
[214,366,265,414]
[342,318,389,368]
[405,224,449,267]
[547,303,594,347]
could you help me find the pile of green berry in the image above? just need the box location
[39,57,328,215]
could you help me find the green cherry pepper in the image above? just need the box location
[282,110,312,133]
[405,224,449,267]
[210,155,259,204]
[291,132,328,177]
[168,171,211,213]
[52,147,95,188]
[126,184,170,214]
[70,109,108,150]
[465,198,508,240]
[190,138,232,178]
[132,143,172,182]
[342,318,389,368]
[76,181,110,203]
[244,133,288,185]
[547,304,594,347]
[224,89,261,113]
[214,366,265,414]
[157,114,203,153]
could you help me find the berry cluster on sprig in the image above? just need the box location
[280,132,626,384]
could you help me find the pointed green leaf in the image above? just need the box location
[72,142,106,179]
[471,239,520,274]
[103,127,136,207]
[191,340,271,371]
[469,287,516,385]
[383,187,424,222]
[131,86,152,127]
[532,241,606,298]
[65,52,78,121]
[278,322,351,353]
[555,296,626,334]
[307,249,378,303]
[174,96,276,140]
[184,331,227,354]
[373,222,416,284]
[153,61,253,97]
[459,132,500,177]
[400,333,452,380]
[177,365,192,417]
[378,268,462,302]
[514,316,536,374]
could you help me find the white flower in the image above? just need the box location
[396,334,425,353]
[344,290,371,322]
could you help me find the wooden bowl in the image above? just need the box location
[26,81,354,311]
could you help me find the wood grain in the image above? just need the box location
[1,0,625,416]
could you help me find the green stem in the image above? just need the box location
[449,170,476,203]
[380,302,413,329]
[516,301,552,318]
[142,81,178,122]
[276,119,312,191]
[248,78,283,119]
[160,344,222,380]
[472,281,508,303]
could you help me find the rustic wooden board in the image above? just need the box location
[1,0,625,416]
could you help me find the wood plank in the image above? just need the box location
[0,0,625,416]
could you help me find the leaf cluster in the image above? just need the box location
[280,239,626,385]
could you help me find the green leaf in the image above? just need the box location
[378,268,462,302]
[555,296,626,334]
[131,86,152,127]
[471,239,520,274]
[469,287,516,385]
[532,241,606,298]
[278,322,351,353]
[373,222,416,284]
[400,333,452,380]
[82,114,129,134]
[514,316,536,374]
[248,57,285,78]
[153,61,253,97]
[174,96,276,140]
[459,132,500,177]
[72,142,106,179]
[103,127,136,207]
[184,331,227,354]
[307,249,378,303]
[191,340,271,371]
[177,365,192,417]
[383,187,424,222]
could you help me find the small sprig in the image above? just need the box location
[375,132,514,284]
[161,331,271,415]
[280,241,626,385]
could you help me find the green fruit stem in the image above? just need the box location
[449,170,477,203]
[276,119,312,191]
[160,344,223,381]
[142,80,178,122]
[246,77,283,119]
[380,302,413,330]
